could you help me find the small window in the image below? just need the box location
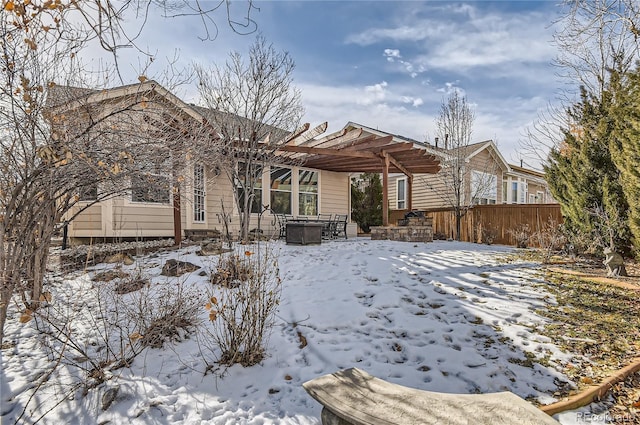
[131,174,170,203]
[270,166,292,215]
[78,183,98,202]
[396,178,406,209]
[131,155,171,204]
[502,181,508,203]
[511,182,518,204]
[194,164,205,222]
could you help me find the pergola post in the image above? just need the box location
[173,186,182,246]
[407,174,413,211]
[382,154,390,226]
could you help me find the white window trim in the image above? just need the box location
[193,164,206,223]
[396,177,407,209]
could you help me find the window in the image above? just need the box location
[131,174,170,203]
[471,171,497,205]
[78,183,98,202]
[194,164,205,222]
[511,182,518,204]
[396,178,406,209]
[298,169,318,216]
[236,162,263,214]
[270,166,292,214]
[520,181,528,203]
[131,155,171,204]
[502,181,508,203]
[537,191,545,204]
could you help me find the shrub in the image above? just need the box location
[205,243,282,367]
[508,224,531,248]
[533,217,567,263]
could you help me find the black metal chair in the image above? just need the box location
[319,214,333,239]
[332,214,348,239]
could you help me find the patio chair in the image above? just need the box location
[275,214,288,239]
[332,214,348,239]
[319,214,333,239]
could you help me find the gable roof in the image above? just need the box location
[343,122,510,172]
[278,127,440,174]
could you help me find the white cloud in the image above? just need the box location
[359,81,389,105]
[436,82,466,97]
[347,4,555,73]
[383,49,402,61]
[346,23,452,46]
[401,96,424,107]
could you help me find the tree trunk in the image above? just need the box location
[0,285,13,346]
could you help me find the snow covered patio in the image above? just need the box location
[2,239,589,424]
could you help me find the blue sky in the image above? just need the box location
[110,1,564,168]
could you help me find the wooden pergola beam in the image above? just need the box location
[383,152,412,178]
[278,145,378,158]
[341,135,394,151]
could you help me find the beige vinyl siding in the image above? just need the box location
[411,174,451,209]
[388,174,450,210]
[320,170,349,214]
[111,198,173,234]
[71,204,102,231]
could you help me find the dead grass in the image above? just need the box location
[539,272,640,381]
[519,254,640,416]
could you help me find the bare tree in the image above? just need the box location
[522,0,640,164]
[0,1,259,345]
[553,0,640,98]
[195,35,305,242]
[419,92,497,241]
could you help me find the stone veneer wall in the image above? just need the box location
[370,217,434,242]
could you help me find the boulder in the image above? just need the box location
[160,259,200,277]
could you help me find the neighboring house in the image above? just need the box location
[53,81,355,242]
[503,163,554,204]
[343,122,555,216]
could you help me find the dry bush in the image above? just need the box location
[32,265,203,397]
[203,243,282,367]
[92,269,130,282]
[533,217,567,263]
[211,253,254,288]
[122,281,204,349]
[508,224,531,248]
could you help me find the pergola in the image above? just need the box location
[278,126,441,226]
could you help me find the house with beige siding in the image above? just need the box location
[503,163,554,204]
[54,82,356,243]
[343,123,554,218]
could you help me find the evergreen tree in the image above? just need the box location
[545,85,630,253]
[351,173,383,234]
[610,68,640,254]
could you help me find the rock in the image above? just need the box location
[105,253,134,266]
[160,259,200,277]
[101,386,119,411]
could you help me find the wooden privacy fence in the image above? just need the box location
[390,204,563,247]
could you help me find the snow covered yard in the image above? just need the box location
[1,239,583,424]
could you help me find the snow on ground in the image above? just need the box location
[1,239,599,424]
